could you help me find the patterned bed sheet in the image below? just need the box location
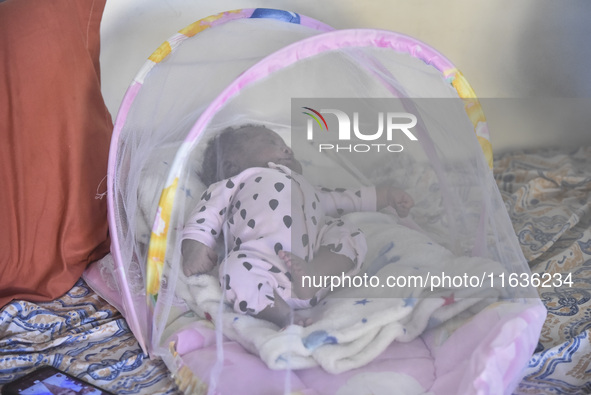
[496,146,591,395]
[1,146,589,394]
[0,280,179,394]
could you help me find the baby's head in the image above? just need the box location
[200,124,302,185]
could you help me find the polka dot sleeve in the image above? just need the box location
[317,185,377,217]
[182,178,239,248]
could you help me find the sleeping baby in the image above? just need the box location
[181,124,414,327]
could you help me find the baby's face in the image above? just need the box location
[235,127,303,174]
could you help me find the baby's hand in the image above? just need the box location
[182,240,218,276]
[388,187,414,218]
[376,184,415,218]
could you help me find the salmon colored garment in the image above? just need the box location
[0,0,112,307]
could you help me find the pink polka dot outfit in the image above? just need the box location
[182,163,375,314]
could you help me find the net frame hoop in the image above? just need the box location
[149,27,490,302]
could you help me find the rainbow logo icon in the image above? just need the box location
[302,107,328,131]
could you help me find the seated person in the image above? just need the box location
[181,124,414,327]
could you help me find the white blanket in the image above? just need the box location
[177,212,504,374]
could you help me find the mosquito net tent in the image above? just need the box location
[85,8,546,394]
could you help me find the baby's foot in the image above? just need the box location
[279,250,319,300]
[293,311,313,327]
[278,314,313,330]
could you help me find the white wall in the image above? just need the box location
[100,0,591,153]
